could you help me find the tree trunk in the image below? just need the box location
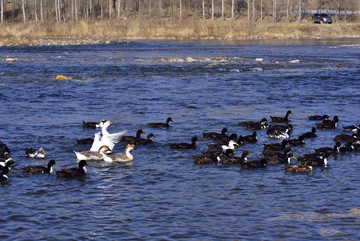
[261,0,263,20]
[74,0,78,22]
[231,0,234,19]
[211,0,214,20]
[252,0,255,21]
[109,0,112,19]
[286,0,290,22]
[179,0,182,20]
[0,0,3,24]
[22,0,26,23]
[298,0,302,22]
[221,0,224,18]
[117,0,121,20]
[273,0,277,22]
[247,0,250,21]
[40,0,43,22]
[202,0,205,19]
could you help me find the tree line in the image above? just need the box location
[0,0,358,24]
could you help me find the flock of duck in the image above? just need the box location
[1,112,359,182]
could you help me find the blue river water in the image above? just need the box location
[0,39,360,240]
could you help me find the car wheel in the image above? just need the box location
[320,20,324,24]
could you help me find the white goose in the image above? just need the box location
[92,120,126,152]
[99,144,135,164]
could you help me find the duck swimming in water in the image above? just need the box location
[267,126,290,139]
[270,110,292,123]
[82,119,106,129]
[202,127,228,140]
[239,118,269,130]
[285,161,313,173]
[316,116,340,129]
[170,136,198,149]
[121,129,146,144]
[0,166,11,183]
[148,117,173,128]
[56,160,87,178]
[134,133,155,145]
[25,147,46,159]
[22,160,59,175]
[302,127,317,138]
[308,114,330,121]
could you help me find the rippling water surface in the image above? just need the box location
[1,39,360,240]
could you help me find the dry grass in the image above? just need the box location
[0,18,359,45]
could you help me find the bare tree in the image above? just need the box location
[273,0,277,22]
[202,0,205,19]
[0,0,3,23]
[22,0,26,23]
[117,0,121,20]
[231,0,234,18]
[180,0,182,20]
[221,0,224,18]
[298,0,302,22]
[211,0,214,20]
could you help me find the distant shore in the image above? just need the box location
[1,18,359,46]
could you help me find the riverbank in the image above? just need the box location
[1,18,359,46]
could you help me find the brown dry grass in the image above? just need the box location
[0,17,359,46]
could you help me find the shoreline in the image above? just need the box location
[1,20,359,47]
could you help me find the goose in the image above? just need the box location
[22,160,59,175]
[148,117,173,128]
[25,147,46,159]
[56,160,87,178]
[170,136,198,149]
[82,119,106,129]
[90,121,126,152]
[74,145,107,161]
[99,144,135,163]
[270,110,292,123]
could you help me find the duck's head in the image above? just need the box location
[48,160,59,168]
[78,160,87,170]
[96,119,107,128]
[166,117,173,124]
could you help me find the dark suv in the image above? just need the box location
[312,13,332,24]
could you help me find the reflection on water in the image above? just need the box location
[0,39,360,240]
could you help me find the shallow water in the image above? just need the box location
[1,39,360,240]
